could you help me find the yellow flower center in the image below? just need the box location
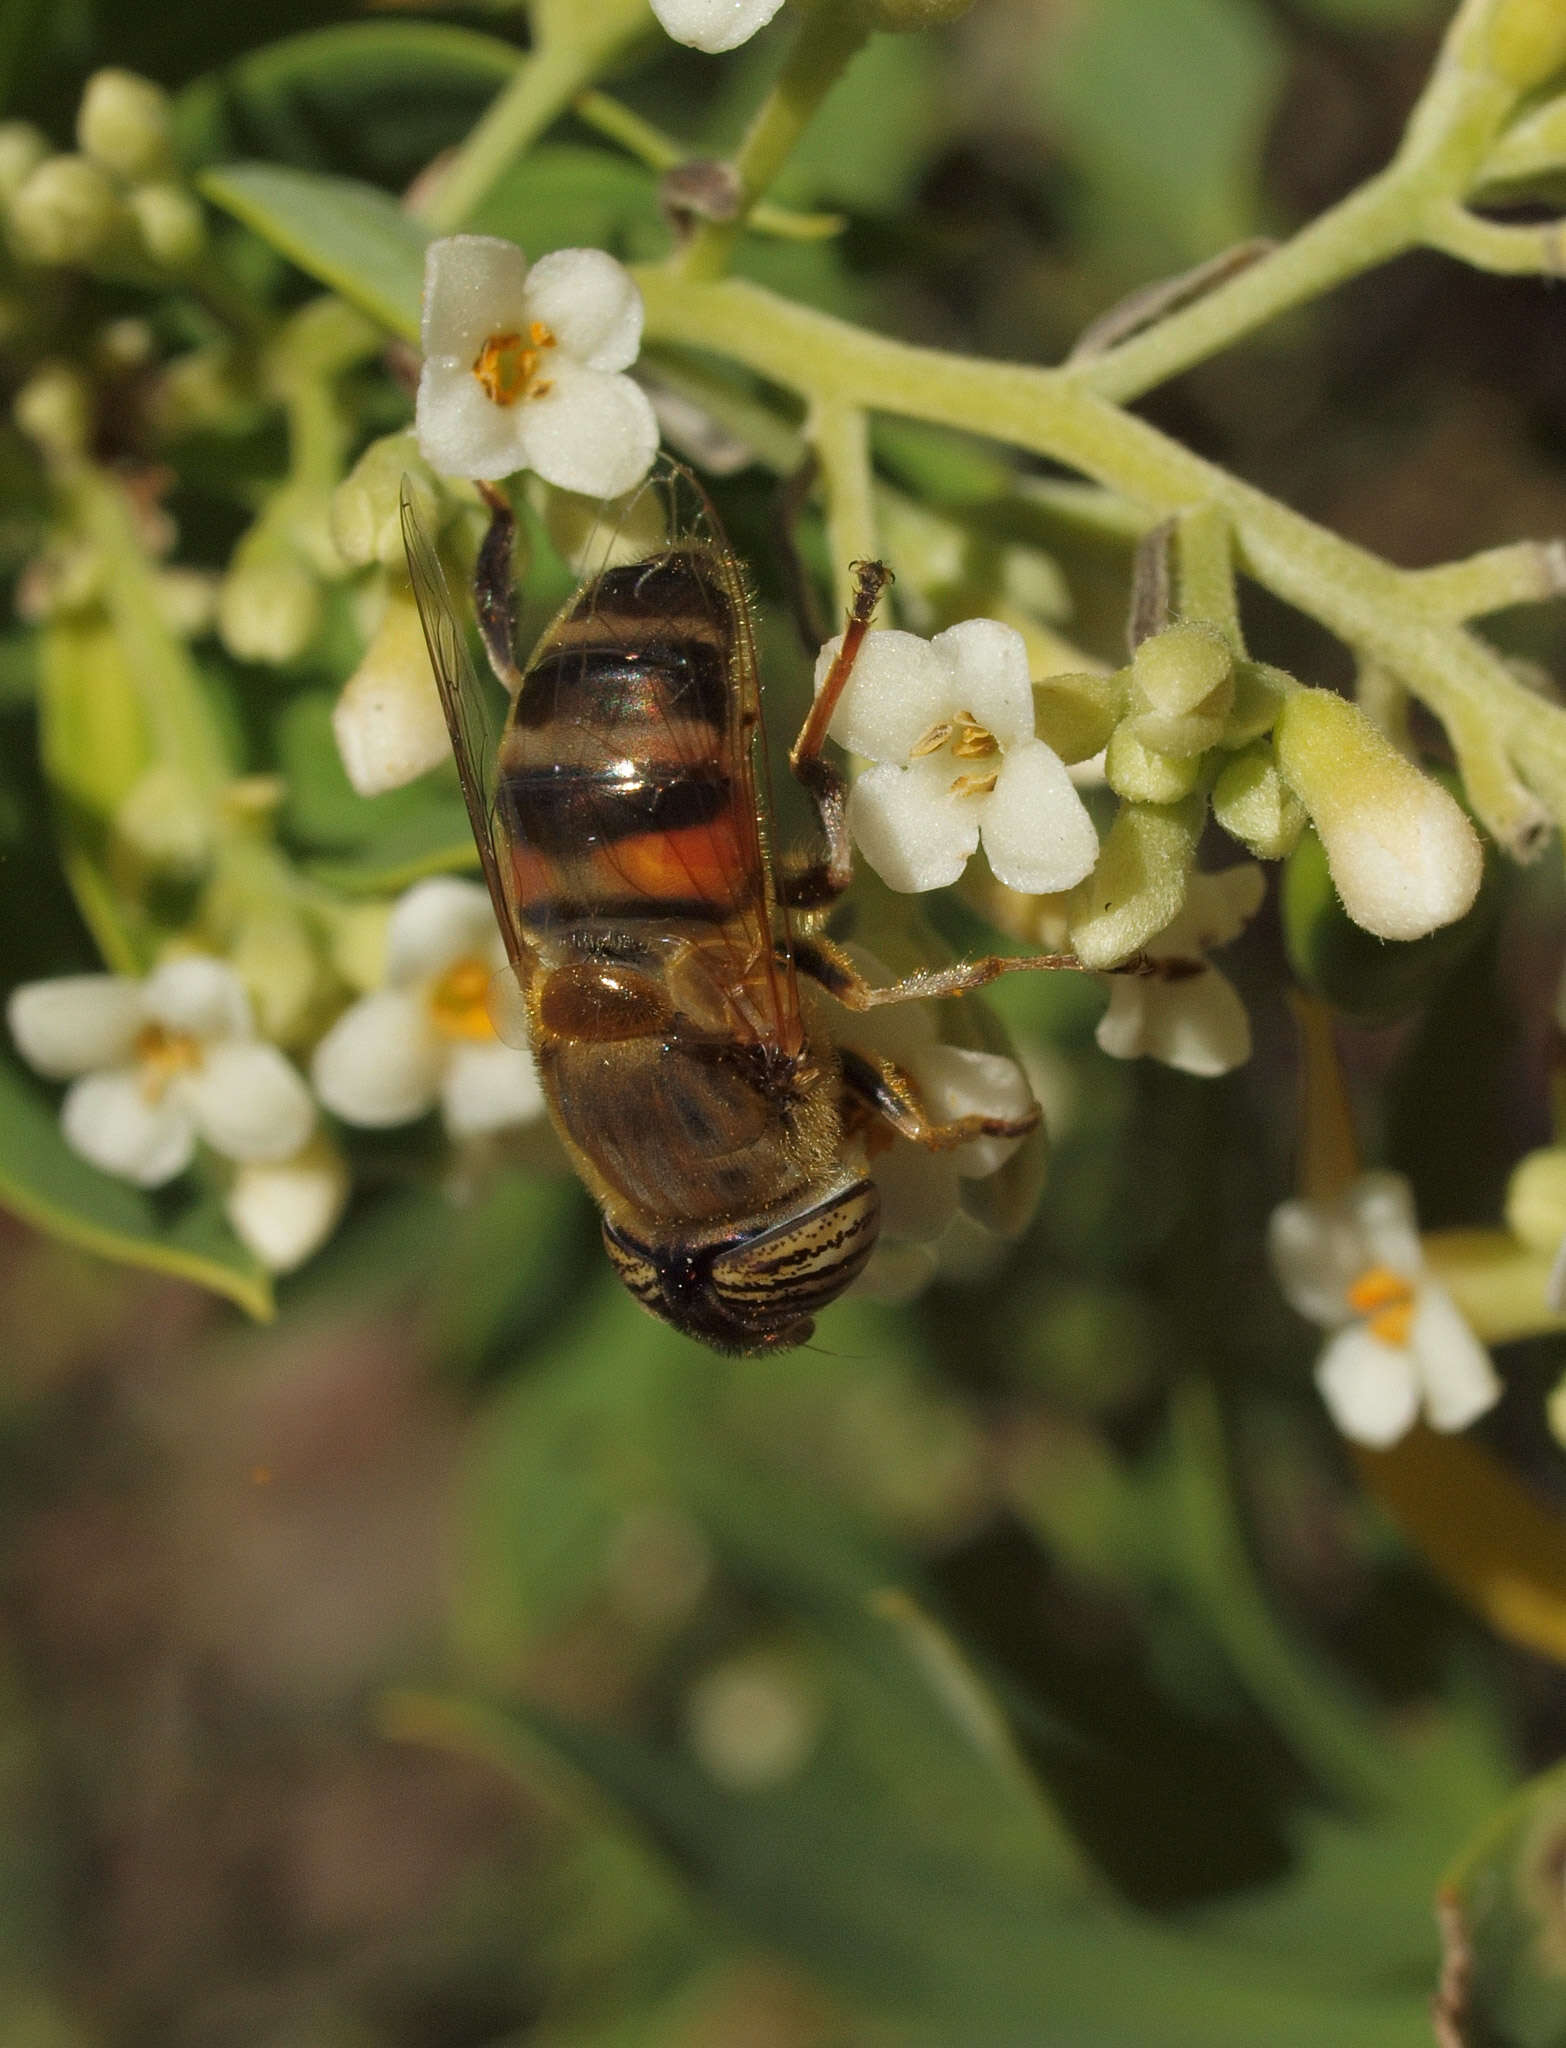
[1346,1263,1416,1347]
[428,957,495,1042]
[134,1022,202,1102]
[472,321,556,407]
[909,709,1000,797]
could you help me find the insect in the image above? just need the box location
[402,460,1082,1354]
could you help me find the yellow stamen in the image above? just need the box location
[134,1021,202,1103]
[909,719,954,759]
[1347,1263,1416,1347]
[950,712,999,760]
[428,957,495,1042]
[472,320,556,407]
[949,770,1000,799]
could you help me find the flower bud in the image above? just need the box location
[1274,689,1483,941]
[154,565,218,638]
[331,584,450,795]
[1104,723,1202,803]
[1067,796,1201,969]
[0,122,48,204]
[128,182,204,269]
[113,764,213,873]
[13,363,90,458]
[155,345,249,436]
[1487,0,1566,92]
[8,153,124,266]
[227,905,322,1045]
[1222,660,1291,748]
[218,554,321,666]
[225,1135,348,1274]
[1133,622,1233,716]
[330,432,438,569]
[77,69,174,182]
[1032,671,1123,764]
[1505,1148,1566,1255]
[1212,743,1306,859]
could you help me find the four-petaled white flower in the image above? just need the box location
[224,1135,350,1274]
[7,955,316,1188]
[1268,1171,1501,1448]
[817,618,1099,896]
[415,234,658,499]
[650,0,786,51]
[1095,863,1265,1077]
[311,877,545,1138]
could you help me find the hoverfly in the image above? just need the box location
[402,460,1070,1354]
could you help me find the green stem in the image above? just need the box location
[809,396,876,614]
[676,0,871,280]
[634,268,1566,854]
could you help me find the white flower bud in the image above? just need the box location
[77,69,174,182]
[128,182,204,269]
[217,556,321,665]
[331,584,450,795]
[12,363,90,457]
[8,153,124,266]
[330,433,438,569]
[224,1136,348,1273]
[650,0,787,50]
[1505,1148,1566,1255]
[1274,689,1483,941]
[0,122,48,204]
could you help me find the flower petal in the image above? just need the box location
[977,740,1099,893]
[1346,1171,1424,1279]
[311,990,442,1127]
[1412,1283,1501,1432]
[522,248,644,372]
[61,1069,195,1187]
[7,975,143,1078]
[386,876,500,985]
[1161,863,1266,956]
[142,954,252,1040]
[847,760,979,893]
[180,1039,317,1163]
[931,618,1034,749]
[1268,1196,1359,1328]
[224,1137,349,1273]
[515,359,659,499]
[906,1043,1034,1179]
[815,628,949,763]
[1095,966,1253,1077]
[415,357,530,481]
[420,234,529,364]
[1314,1326,1421,1448]
[439,1037,545,1137]
[649,0,787,52]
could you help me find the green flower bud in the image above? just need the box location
[217,556,321,665]
[114,764,212,873]
[1505,1148,1566,1255]
[1487,0,1566,92]
[228,905,323,1046]
[1222,660,1292,748]
[13,362,90,458]
[0,121,48,204]
[1104,723,1202,803]
[330,432,439,570]
[1031,670,1122,764]
[1274,689,1483,941]
[128,182,204,269]
[1212,743,1306,859]
[1067,796,1202,969]
[8,153,124,266]
[1132,621,1233,716]
[76,68,174,182]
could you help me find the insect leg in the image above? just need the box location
[780,555,893,911]
[473,480,523,695]
[839,1044,1040,1151]
[793,932,1194,1008]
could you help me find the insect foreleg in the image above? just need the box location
[838,1045,1040,1151]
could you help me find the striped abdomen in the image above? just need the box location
[496,548,764,940]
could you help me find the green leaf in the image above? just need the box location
[1441,1756,1566,2048]
[1043,0,1287,266]
[469,143,665,260]
[197,162,427,339]
[0,1054,272,1320]
[176,22,521,187]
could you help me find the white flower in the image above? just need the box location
[225,1135,349,1273]
[7,955,316,1189]
[1095,863,1265,1078]
[311,877,545,1138]
[415,235,658,499]
[1268,1172,1501,1448]
[817,618,1099,895]
[650,0,786,51]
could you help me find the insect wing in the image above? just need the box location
[399,479,532,987]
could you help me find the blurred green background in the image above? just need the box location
[4,0,1566,2042]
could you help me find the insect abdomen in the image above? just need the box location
[496,549,761,933]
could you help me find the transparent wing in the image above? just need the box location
[399,479,533,986]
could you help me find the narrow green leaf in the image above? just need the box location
[198,163,427,339]
[0,1055,272,1319]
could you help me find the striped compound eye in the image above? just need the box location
[708,1178,881,1338]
